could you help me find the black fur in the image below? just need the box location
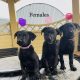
[58,22,80,71]
[14,30,40,80]
[40,27,60,75]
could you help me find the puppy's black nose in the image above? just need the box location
[17,40,23,44]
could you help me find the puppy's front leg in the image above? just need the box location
[20,63,28,80]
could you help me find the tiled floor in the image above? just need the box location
[0,55,80,80]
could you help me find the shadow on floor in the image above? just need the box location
[74,56,80,63]
[0,48,18,58]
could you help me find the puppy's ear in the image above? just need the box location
[41,27,48,35]
[14,31,19,39]
[56,29,62,36]
[28,32,36,41]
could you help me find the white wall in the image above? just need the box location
[0,0,72,19]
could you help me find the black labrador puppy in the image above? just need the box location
[58,22,80,71]
[40,27,60,75]
[14,30,40,80]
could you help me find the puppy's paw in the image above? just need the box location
[45,70,51,76]
[70,66,77,71]
[51,70,58,75]
[60,66,66,70]
[29,76,39,80]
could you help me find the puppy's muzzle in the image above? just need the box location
[17,40,23,45]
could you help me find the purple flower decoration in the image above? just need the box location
[19,18,26,27]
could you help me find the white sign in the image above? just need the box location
[16,3,64,25]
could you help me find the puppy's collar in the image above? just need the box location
[20,44,31,49]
